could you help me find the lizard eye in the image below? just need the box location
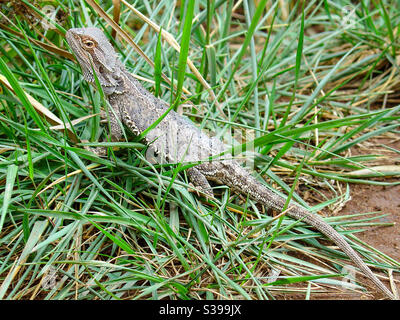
[83,39,95,49]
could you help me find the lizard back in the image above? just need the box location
[109,72,227,164]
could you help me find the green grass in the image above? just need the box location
[0,0,399,300]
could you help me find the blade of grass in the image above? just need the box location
[0,220,48,299]
[280,1,304,128]
[171,0,195,110]
[154,27,163,97]
[0,164,18,233]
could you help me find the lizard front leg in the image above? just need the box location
[85,107,123,156]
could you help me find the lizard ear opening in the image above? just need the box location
[92,46,116,73]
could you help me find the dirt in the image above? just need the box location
[339,137,400,267]
[341,184,400,265]
[329,183,399,300]
[281,137,400,300]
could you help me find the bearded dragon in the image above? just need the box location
[66,27,396,299]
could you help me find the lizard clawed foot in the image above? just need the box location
[188,182,214,199]
[81,140,108,157]
[89,146,108,157]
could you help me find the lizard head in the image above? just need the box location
[66,27,121,93]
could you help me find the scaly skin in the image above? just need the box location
[66,27,396,299]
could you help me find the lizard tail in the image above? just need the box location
[224,169,396,299]
[283,203,396,300]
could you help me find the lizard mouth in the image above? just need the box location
[65,28,80,47]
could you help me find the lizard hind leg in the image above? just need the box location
[187,167,214,198]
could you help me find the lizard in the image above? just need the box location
[66,27,396,300]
